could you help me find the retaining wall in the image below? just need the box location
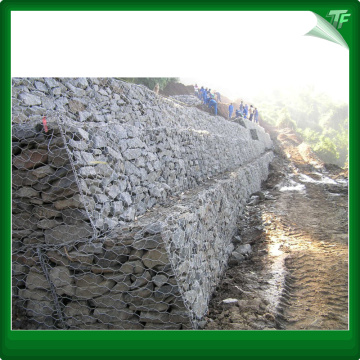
[12,78,273,329]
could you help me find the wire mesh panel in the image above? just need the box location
[12,77,273,330]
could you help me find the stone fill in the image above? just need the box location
[12,78,273,330]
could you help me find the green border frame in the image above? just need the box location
[1,1,358,359]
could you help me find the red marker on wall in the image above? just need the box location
[42,116,48,133]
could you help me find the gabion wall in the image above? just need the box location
[12,78,273,330]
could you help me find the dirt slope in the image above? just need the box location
[204,126,348,330]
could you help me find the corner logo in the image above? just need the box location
[326,10,351,29]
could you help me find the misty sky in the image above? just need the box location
[12,11,349,103]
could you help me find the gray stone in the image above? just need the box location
[49,266,75,296]
[130,271,151,289]
[79,111,91,122]
[89,294,127,309]
[142,249,169,269]
[54,194,84,210]
[69,99,86,113]
[93,308,134,323]
[67,251,94,265]
[92,135,106,148]
[18,289,52,301]
[120,207,136,222]
[33,206,61,219]
[94,194,109,203]
[95,163,113,177]
[77,128,90,141]
[44,223,93,245]
[132,235,164,250]
[119,192,132,206]
[78,166,97,177]
[13,149,48,170]
[152,274,168,287]
[48,148,69,167]
[34,81,48,92]
[78,242,103,255]
[44,78,59,88]
[26,300,54,319]
[26,268,50,290]
[69,139,89,151]
[110,201,124,216]
[119,260,144,275]
[13,187,40,198]
[32,165,55,179]
[37,218,62,229]
[18,92,42,106]
[235,244,252,255]
[75,274,115,298]
[64,301,91,317]
[123,148,142,161]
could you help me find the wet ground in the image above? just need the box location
[204,127,348,330]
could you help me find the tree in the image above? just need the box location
[276,108,297,129]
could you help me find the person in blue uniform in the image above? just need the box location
[208,99,218,116]
[228,103,234,119]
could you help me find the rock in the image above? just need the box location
[235,244,252,255]
[18,92,42,106]
[32,165,55,179]
[78,166,97,177]
[92,136,106,148]
[48,148,69,167]
[79,111,91,122]
[26,268,50,290]
[54,194,85,210]
[119,260,144,275]
[89,294,127,309]
[13,187,40,198]
[142,249,169,269]
[67,251,94,265]
[139,311,170,324]
[94,194,109,204]
[34,81,48,92]
[18,289,52,301]
[144,322,181,330]
[95,163,113,177]
[49,266,75,296]
[93,308,134,323]
[123,148,142,161]
[13,149,48,170]
[78,242,103,255]
[26,300,54,319]
[44,223,93,245]
[110,201,124,216]
[152,274,168,287]
[130,271,151,289]
[120,192,132,206]
[120,207,136,222]
[44,78,59,88]
[75,274,115,298]
[64,301,91,317]
[69,99,86,113]
[37,218,62,229]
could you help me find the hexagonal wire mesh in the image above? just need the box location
[12,77,273,330]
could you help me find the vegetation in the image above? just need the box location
[119,78,179,91]
[255,87,348,168]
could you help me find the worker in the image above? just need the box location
[239,101,244,112]
[254,108,259,123]
[249,105,254,121]
[229,103,234,119]
[243,105,248,119]
[208,99,218,116]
